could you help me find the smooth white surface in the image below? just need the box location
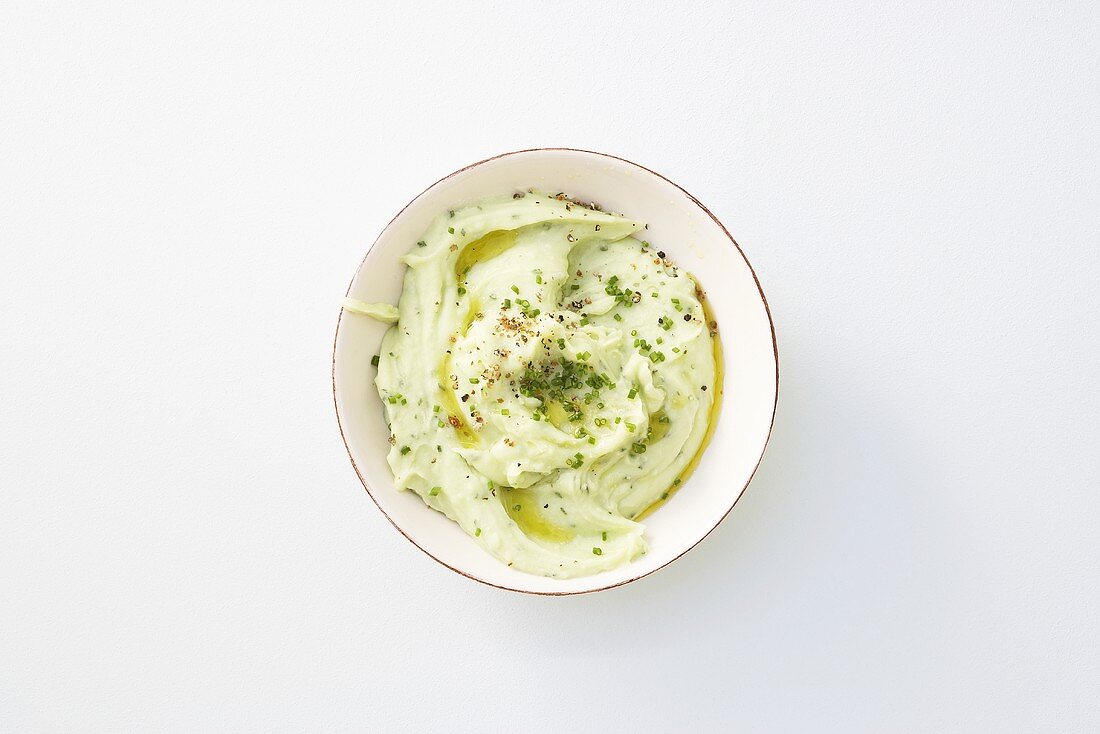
[334,149,778,594]
[1,2,1097,731]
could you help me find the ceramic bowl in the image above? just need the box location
[333,148,778,594]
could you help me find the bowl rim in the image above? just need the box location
[332,147,780,595]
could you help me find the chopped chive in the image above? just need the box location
[631,442,646,454]
[475,527,482,537]
[429,486,441,496]
[417,240,427,248]
[400,446,411,455]
[627,387,638,399]
[448,226,454,234]
[613,313,623,321]
[511,285,520,294]
[592,547,603,556]
[602,531,608,541]
[371,354,380,367]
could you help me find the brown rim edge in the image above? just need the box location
[332,148,780,596]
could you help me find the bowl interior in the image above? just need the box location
[333,149,777,594]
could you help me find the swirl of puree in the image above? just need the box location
[344,192,720,578]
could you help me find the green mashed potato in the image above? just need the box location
[350,192,719,578]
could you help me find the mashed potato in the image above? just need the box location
[351,192,719,578]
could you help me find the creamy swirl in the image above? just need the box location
[367,192,718,578]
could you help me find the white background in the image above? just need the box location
[2,2,1098,731]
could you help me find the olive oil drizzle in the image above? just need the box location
[501,487,575,543]
[454,229,517,279]
[436,357,479,448]
[634,295,723,521]
[436,298,484,448]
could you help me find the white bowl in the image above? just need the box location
[333,149,778,595]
